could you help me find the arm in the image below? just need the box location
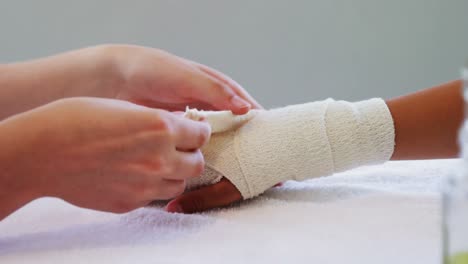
[0,45,260,121]
[388,80,463,160]
[0,97,211,221]
[0,47,114,120]
[168,80,465,213]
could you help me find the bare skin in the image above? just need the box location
[166,80,464,214]
[0,45,261,221]
[0,45,260,120]
[387,80,463,159]
[0,98,212,219]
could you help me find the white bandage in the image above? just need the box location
[186,98,395,199]
[184,107,257,133]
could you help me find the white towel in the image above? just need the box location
[0,159,458,264]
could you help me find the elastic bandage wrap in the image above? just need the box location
[186,98,395,199]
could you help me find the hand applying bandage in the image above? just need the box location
[184,98,395,200]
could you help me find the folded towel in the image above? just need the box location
[0,159,458,264]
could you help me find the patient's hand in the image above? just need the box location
[166,178,242,213]
[166,179,282,213]
[166,98,395,213]
[165,103,284,213]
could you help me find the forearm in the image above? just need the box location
[0,47,115,120]
[387,80,464,160]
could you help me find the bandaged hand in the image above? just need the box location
[167,98,395,212]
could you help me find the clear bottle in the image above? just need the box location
[443,62,468,264]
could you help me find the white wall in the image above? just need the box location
[1,0,467,107]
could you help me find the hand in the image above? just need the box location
[103,45,268,213]
[100,45,262,114]
[165,180,282,214]
[0,97,210,219]
[0,44,261,119]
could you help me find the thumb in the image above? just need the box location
[165,178,242,213]
[188,70,251,115]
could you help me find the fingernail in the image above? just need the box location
[165,202,183,213]
[230,96,251,110]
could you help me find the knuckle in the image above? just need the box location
[151,156,165,171]
[197,125,211,146]
[150,114,175,138]
[160,163,175,176]
[191,154,205,177]
[152,156,174,175]
[209,79,228,94]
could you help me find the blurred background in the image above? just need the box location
[1,0,467,107]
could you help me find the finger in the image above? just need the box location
[165,178,242,214]
[132,99,220,112]
[165,149,205,180]
[186,67,252,115]
[170,114,211,150]
[192,62,264,110]
[153,179,186,200]
[274,182,283,187]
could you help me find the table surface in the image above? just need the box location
[0,159,459,264]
